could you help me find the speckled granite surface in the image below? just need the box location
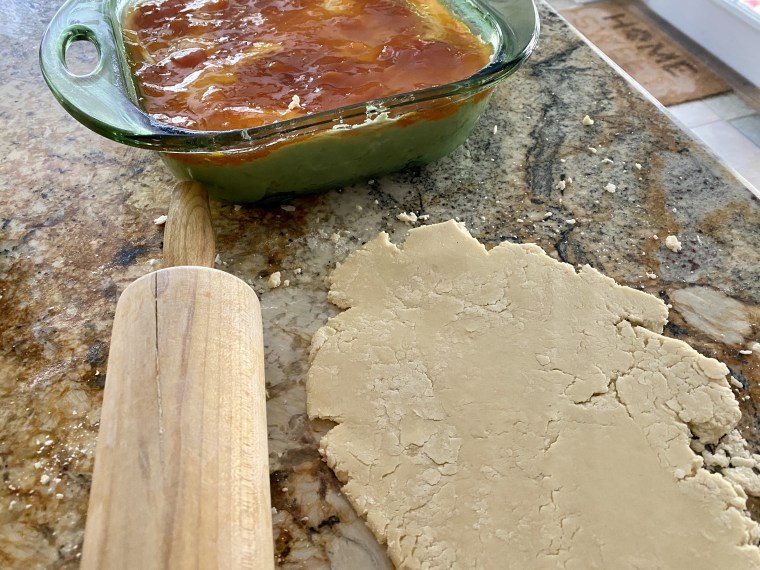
[1,1,759,568]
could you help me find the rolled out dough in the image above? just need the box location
[307,220,760,569]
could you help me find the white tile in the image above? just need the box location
[704,93,758,120]
[692,120,760,192]
[667,100,721,129]
[731,113,760,148]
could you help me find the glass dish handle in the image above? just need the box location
[486,0,539,63]
[39,0,190,147]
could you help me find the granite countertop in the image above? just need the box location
[2,1,759,568]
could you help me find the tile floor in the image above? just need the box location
[668,94,760,193]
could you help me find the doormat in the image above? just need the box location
[560,1,730,106]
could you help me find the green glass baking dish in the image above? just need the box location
[40,0,539,203]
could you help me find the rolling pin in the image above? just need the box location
[80,182,274,569]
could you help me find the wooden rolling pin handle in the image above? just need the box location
[164,181,216,268]
[81,183,273,569]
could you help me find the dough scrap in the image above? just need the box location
[307,220,760,569]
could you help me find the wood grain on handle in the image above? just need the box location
[81,267,274,570]
[164,181,216,268]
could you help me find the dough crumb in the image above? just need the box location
[565,218,576,225]
[581,114,595,126]
[267,272,282,289]
[418,214,430,221]
[703,430,760,497]
[288,94,301,110]
[605,183,617,193]
[40,474,50,485]
[739,349,753,356]
[330,233,340,243]
[283,279,291,287]
[214,253,222,266]
[588,146,598,154]
[281,204,296,212]
[601,158,614,164]
[493,125,498,134]
[555,180,566,190]
[294,267,302,275]
[397,211,418,224]
[665,235,682,252]
[634,163,642,170]
[153,214,167,225]
[646,272,657,279]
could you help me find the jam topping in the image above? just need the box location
[123,0,492,131]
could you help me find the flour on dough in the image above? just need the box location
[307,220,760,569]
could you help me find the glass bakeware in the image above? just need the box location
[40,0,539,203]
